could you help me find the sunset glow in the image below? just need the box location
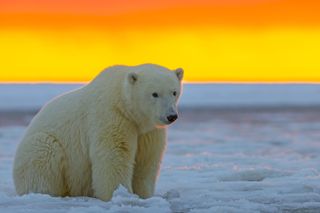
[1,0,320,83]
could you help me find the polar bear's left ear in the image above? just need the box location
[128,72,138,84]
[175,68,184,81]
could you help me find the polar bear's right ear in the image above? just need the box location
[175,68,184,81]
[128,72,138,84]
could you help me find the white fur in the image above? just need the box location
[13,64,183,201]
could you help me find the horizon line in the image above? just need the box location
[1,81,320,85]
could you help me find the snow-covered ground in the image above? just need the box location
[1,84,320,212]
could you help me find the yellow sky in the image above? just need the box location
[1,0,320,82]
[1,27,320,82]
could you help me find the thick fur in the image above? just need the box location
[13,64,183,201]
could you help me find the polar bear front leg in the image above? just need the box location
[90,131,138,201]
[132,128,166,198]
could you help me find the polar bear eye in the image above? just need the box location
[152,92,159,98]
[173,91,177,96]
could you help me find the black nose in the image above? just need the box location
[167,114,178,123]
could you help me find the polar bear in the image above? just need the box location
[13,64,183,201]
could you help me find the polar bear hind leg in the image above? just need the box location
[13,132,68,196]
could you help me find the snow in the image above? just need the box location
[1,84,320,212]
[1,84,320,110]
[0,84,81,111]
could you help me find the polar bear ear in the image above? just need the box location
[175,68,184,81]
[128,72,138,84]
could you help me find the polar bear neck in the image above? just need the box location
[118,89,155,134]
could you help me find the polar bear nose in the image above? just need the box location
[166,114,178,123]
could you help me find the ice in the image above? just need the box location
[1,84,320,110]
[0,84,82,110]
[1,84,320,212]
[154,109,320,212]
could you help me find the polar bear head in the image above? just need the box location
[124,64,183,131]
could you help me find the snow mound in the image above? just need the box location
[218,168,291,182]
[0,187,170,213]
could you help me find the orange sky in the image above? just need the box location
[1,0,320,82]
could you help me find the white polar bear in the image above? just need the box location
[13,64,183,201]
